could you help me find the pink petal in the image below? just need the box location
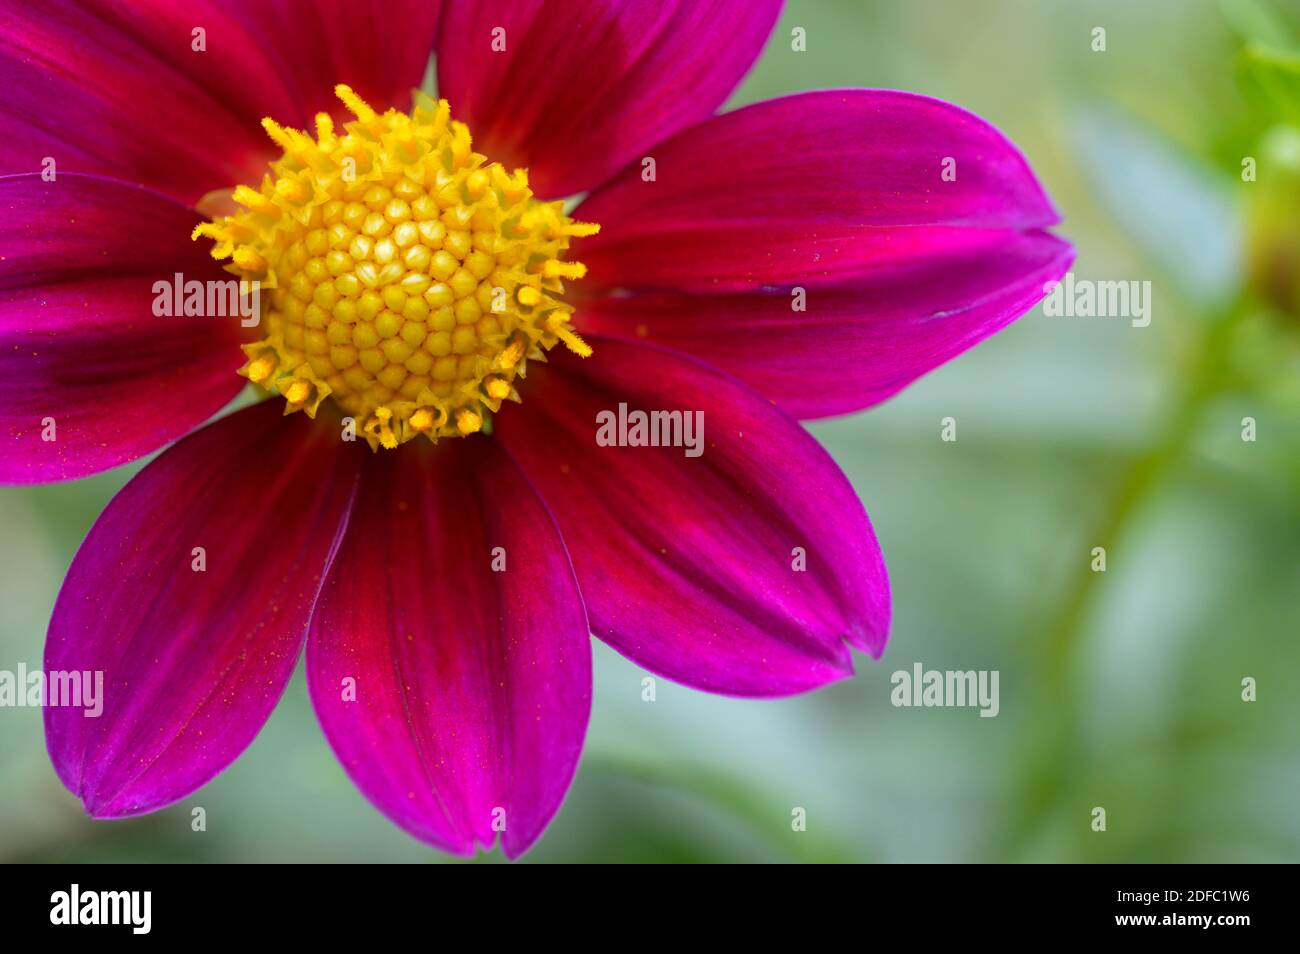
[495,337,890,698]
[0,1,440,205]
[574,89,1065,292]
[577,230,1075,418]
[0,174,250,484]
[233,0,442,123]
[45,401,363,817]
[435,0,782,198]
[307,438,591,858]
[0,1,286,203]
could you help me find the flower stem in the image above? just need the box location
[1003,304,1246,859]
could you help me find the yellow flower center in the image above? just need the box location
[194,85,597,449]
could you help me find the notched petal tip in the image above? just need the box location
[42,402,360,820]
[495,336,893,698]
[308,439,590,858]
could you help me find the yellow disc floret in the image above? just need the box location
[194,85,598,449]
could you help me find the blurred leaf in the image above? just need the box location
[1240,42,1300,121]
[1221,0,1294,46]
[1071,106,1243,306]
[584,753,859,863]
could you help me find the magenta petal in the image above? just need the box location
[230,0,441,122]
[0,1,440,205]
[575,89,1065,292]
[435,0,782,198]
[45,402,362,817]
[495,338,890,698]
[0,1,289,203]
[578,230,1075,418]
[0,174,251,484]
[307,439,591,859]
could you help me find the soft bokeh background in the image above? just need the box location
[3,0,1298,863]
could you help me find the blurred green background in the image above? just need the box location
[3,0,1299,863]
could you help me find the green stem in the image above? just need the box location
[1005,304,1246,859]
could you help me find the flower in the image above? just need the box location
[0,0,1073,858]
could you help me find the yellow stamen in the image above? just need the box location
[409,407,435,432]
[554,325,592,358]
[455,408,483,435]
[232,247,266,273]
[484,376,511,400]
[541,260,587,280]
[562,221,601,238]
[496,339,525,370]
[465,169,490,197]
[245,353,277,384]
[274,177,310,205]
[260,117,297,153]
[194,86,598,450]
[314,112,335,144]
[232,185,278,216]
[364,407,398,449]
[334,84,376,123]
[283,379,311,405]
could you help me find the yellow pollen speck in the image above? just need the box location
[232,247,266,273]
[542,260,587,279]
[283,379,312,405]
[194,86,598,449]
[485,376,511,401]
[456,408,483,435]
[408,407,436,432]
[246,353,277,383]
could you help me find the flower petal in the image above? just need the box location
[0,173,250,484]
[0,1,440,204]
[495,337,890,698]
[233,0,442,123]
[44,401,363,817]
[435,0,782,198]
[574,89,1065,292]
[0,1,287,203]
[577,230,1075,418]
[307,438,591,858]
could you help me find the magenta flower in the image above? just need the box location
[1,0,1072,857]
